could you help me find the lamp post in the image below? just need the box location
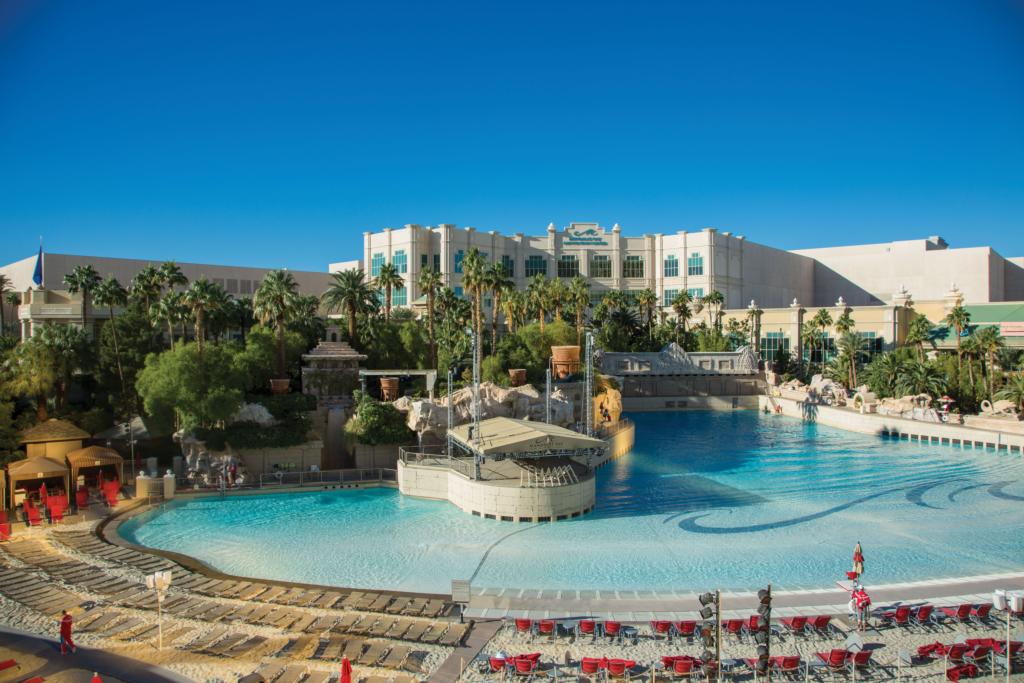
[545,368,552,424]
[146,570,173,649]
[584,331,594,437]
[446,368,454,461]
[125,419,136,484]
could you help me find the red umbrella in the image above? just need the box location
[340,656,352,683]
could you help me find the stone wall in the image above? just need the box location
[351,442,409,470]
[619,374,764,398]
[623,395,760,412]
[234,440,324,474]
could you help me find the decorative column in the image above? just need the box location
[890,285,913,349]
[790,297,805,367]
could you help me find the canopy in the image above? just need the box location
[449,417,605,458]
[6,455,71,508]
[19,419,90,445]
[66,446,124,484]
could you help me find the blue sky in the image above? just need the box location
[1,0,1023,272]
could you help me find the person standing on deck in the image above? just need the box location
[59,610,77,654]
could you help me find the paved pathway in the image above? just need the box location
[0,626,193,683]
[428,618,503,682]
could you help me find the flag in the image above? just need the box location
[32,244,43,287]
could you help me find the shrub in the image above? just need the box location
[344,391,412,445]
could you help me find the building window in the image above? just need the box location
[392,249,407,274]
[525,255,547,277]
[454,250,465,273]
[623,255,645,279]
[371,252,385,277]
[687,252,704,276]
[859,331,884,355]
[663,289,679,307]
[806,333,835,363]
[590,255,612,278]
[664,255,679,278]
[433,254,441,271]
[421,254,428,269]
[392,286,407,306]
[484,297,492,309]
[761,332,790,362]
[454,286,464,299]
[557,255,579,278]
[501,254,515,278]
[687,287,704,299]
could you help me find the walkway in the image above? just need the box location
[428,618,502,683]
[0,625,192,683]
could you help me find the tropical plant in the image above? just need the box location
[3,336,58,420]
[864,351,911,398]
[635,288,658,338]
[158,261,188,294]
[374,263,404,321]
[460,248,487,364]
[700,290,725,329]
[960,334,980,390]
[63,264,101,331]
[834,309,855,335]
[253,269,300,380]
[895,361,946,398]
[35,323,91,409]
[92,276,129,397]
[417,267,442,368]
[996,347,1022,373]
[996,372,1024,412]
[130,265,163,313]
[230,296,255,344]
[528,274,550,333]
[973,326,1005,399]
[97,306,161,418]
[601,290,626,313]
[801,320,821,373]
[905,315,933,362]
[944,305,971,370]
[501,289,527,336]
[568,275,590,345]
[484,262,513,351]
[321,269,378,345]
[835,331,867,388]
[548,278,567,322]
[150,292,187,350]
[0,273,11,335]
[812,308,834,370]
[671,291,692,344]
[182,277,222,357]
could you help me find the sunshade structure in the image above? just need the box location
[449,417,606,461]
[6,456,71,508]
[931,303,1024,349]
[19,419,89,459]
[66,446,124,486]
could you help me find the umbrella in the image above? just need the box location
[852,541,865,576]
[340,656,352,683]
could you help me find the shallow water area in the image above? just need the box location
[120,411,1024,594]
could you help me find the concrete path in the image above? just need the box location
[428,618,503,682]
[0,626,193,683]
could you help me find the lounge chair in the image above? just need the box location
[274,665,309,683]
[671,657,699,680]
[401,620,429,641]
[815,649,850,675]
[419,621,447,644]
[674,620,697,640]
[775,655,803,678]
[913,604,936,628]
[969,603,992,626]
[25,504,42,527]
[357,642,389,666]
[847,650,874,674]
[368,616,399,637]
[513,655,538,677]
[580,657,602,676]
[940,604,973,625]
[806,615,834,638]
[438,622,469,647]
[604,620,622,642]
[723,618,746,641]
[576,619,598,639]
[780,615,808,636]
[302,672,331,683]
[607,658,636,679]
[946,664,979,681]
[963,645,991,670]
[536,619,556,640]
[880,605,912,627]
[0,511,11,541]
[514,617,534,638]
[380,644,411,669]
[651,620,673,640]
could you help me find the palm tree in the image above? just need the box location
[321,269,377,345]
[0,273,11,335]
[5,335,58,420]
[944,305,971,370]
[158,261,188,295]
[812,309,834,368]
[996,372,1024,412]
[974,326,1005,399]
[528,274,550,333]
[461,248,487,364]
[896,362,946,398]
[745,304,764,350]
[601,290,626,313]
[417,267,442,368]
[865,351,910,397]
[635,288,658,339]
[374,263,404,321]
[130,265,163,313]
[182,277,221,356]
[232,296,255,344]
[254,270,300,379]
[905,315,932,363]
[501,289,526,336]
[700,290,725,330]
[671,291,692,345]
[35,323,90,409]
[63,264,101,333]
[484,262,512,351]
[548,278,567,322]
[960,334,980,389]
[150,292,185,350]
[92,276,129,397]
[801,320,821,372]
[836,331,867,388]
[834,310,855,335]
[568,276,590,345]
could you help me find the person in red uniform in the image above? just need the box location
[851,585,872,630]
[91,673,103,683]
[59,610,77,654]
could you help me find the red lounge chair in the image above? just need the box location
[577,619,597,638]
[48,503,63,524]
[780,615,808,635]
[816,649,849,674]
[881,605,912,627]
[993,641,1022,657]
[724,618,745,640]
[674,620,697,639]
[0,660,17,672]
[604,620,622,641]
[650,620,672,639]
[24,504,42,527]
[946,664,979,681]
[745,614,762,634]
[941,604,972,625]
[776,655,802,678]
[537,619,556,638]
[21,678,45,683]
[606,659,635,678]
[513,657,537,676]
[807,615,833,638]
[76,487,89,508]
[943,644,969,664]
[580,657,602,675]
[848,650,873,673]
[514,618,533,637]
[489,657,508,673]
[964,646,990,667]
[673,657,698,679]
[913,604,936,628]
[0,511,11,541]
[969,604,992,626]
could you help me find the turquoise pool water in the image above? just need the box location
[120,411,1024,594]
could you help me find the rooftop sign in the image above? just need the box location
[564,223,608,246]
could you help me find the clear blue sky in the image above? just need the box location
[1,0,1023,272]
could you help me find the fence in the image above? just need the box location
[177,468,396,492]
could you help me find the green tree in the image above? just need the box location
[158,261,188,294]
[501,289,527,336]
[150,291,187,350]
[484,262,513,351]
[93,275,130,400]
[183,277,223,356]
[944,305,971,371]
[528,274,550,333]
[321,269,377,344]
[996,372,1024,412]
[130,265,163,313]
[864,351,912,397]
[287,294,324,351]
[671,291,692,344]
[635,288,658,339]
[801,320,821,374]
[97,306,160,417]
[548,278,567,322]
[568,276,591,346]
[0,401,22,466]
[236,325,308,391]
[905,315,933,362]
[4,336,58,420]
[895,361,946,398]
[812,308,834,369]
[36,323,92,410]
[417,267,442,368]
[834,310,855,335]
[230,296,256,345]
[974,326,1005,399]
[136,342,247,431]
[461,248,487,364]
[63,264,101,332]
[374,263,404,321]
[835,330,867,388]
[700,290,725,330]
[253,270,300,380]
[0,273,11,336]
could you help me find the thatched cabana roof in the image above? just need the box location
[19,419,90,445]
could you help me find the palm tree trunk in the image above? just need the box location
[195,310,205,360]
[347,302,356,342]
[491,290,501,352]
[36,394,47,421]
[576,310,583,346]
[275,317,286,378]
[167,321,174,350]
[956,332,962,371]
[539,307,545,334]
[427,291,436,369]
[385,287,392,321]
[475,291,483,365]
[108,306,127,398]
[82,288,89,332]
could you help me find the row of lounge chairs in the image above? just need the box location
[239,662,419,683]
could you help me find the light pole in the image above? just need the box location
[446,368,454,461]
[146,570,173,649]
[584,331,594,437]
[545,368,552,424]
[126,419,136,483]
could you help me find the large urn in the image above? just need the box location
[550,345,581,380]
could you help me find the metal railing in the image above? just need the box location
[177,467,396,491]
[595,417,634,439]
[518,463,580,488]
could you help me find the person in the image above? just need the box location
[91,673,103,683]
[59,610,76,654]
[853,541,865,576]
[851,585,871,630]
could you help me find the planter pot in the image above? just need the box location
[269,378,291,395]
[508,369,527,387]
[551,345,581,380]
[379,377,400,401]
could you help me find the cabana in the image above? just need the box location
[6,456,71,509]
[19,419,90,460]
[66,446,124,487]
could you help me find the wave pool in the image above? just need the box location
[119,411,1024,594]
